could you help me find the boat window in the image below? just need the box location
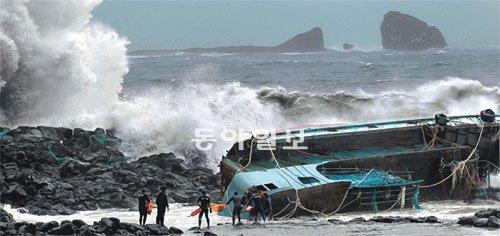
[264,183,278,190]
[255,183,278,191]
[298,177,320,184]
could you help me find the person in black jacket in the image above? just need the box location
[226,192,243,225]
[197,190,211,228]
[156,186,169,226]
[138,189,149,226]
[246,189,266,222]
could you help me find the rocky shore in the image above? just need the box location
[457,208,500,228]
[0,207,186,235]
[0,126,219,215]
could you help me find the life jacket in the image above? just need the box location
[147,200,153,214]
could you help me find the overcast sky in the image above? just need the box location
[92,0,500,51]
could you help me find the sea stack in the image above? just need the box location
[275,27,325,52]
[380,11,447,50]
[343,43,354,51]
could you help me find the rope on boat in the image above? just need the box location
[413,188,422,209]
[371,191,379,213]
[264,139,372,219]
[420,120,485,189]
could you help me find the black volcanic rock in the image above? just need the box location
[380,11,447,50]
[130,27,326,55]
[0,126,219,215]
[457,208,500,228]
[0,211,182,235]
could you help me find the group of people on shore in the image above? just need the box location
[227,187,273,225]
[137,187,169,226]
[138,186,273,228]
[138,187,213,228]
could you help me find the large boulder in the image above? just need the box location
[0,208,15,223]
[380,11,447,50]
[488,216,500,228]
[458,216,477,226]
[474,209,499,218]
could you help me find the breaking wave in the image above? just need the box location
[257,77,500,124]
[109,77,499,167]
[0,0,128,125]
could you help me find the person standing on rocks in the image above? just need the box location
[156,186,169,226]
[197,190,212,229]
[138,189,150,226]
[226,191,243,225]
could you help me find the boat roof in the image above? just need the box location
[259,115,499,142]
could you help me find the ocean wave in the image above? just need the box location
[257,77,500,123]
[0,0,128,125]
[110,77,499,167]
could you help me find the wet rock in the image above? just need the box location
[39,221,59,232]
[327,218,342,224]
[369,216,399,223]
[145,224,170,235]
[26,223,37,234]
[1,184,27,206]
[425,216,440,223]
[473,218,489,227]
[487,216,500,228]
[348,217,366,223]
[474,209,499,218]
[0,208,15,223]
[169,226,184,234]
[457,216,478,225]
[49,222,77,235]
[204,231,217,236]
[119,222,144,233]
[72,219,87,227]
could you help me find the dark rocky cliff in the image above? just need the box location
[0,126,218,215]
[380,11,447,50]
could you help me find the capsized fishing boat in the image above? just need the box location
[219,110,499,218]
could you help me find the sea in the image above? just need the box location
[1,1,500,234]
[119,48,500,168]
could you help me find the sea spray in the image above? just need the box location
[0,0,128,125]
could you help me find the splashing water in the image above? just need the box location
[0,0,128,125]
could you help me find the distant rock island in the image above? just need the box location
[380,11,447,50]
[130,27,325,55]
[343,43,354,51]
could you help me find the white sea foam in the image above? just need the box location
[0,0,128,125]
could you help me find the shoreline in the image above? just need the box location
[2,200,499,235]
